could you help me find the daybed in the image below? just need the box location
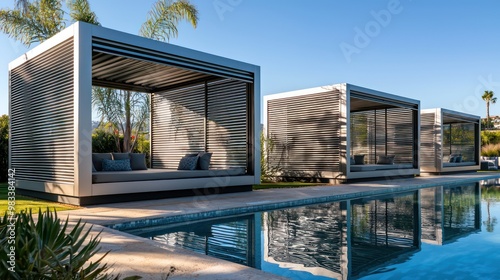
[350,164,413,172]
[92,168,245,184]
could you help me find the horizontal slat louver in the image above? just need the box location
[420,112,438,168]
[386,108,415,164]
[207,80,248,170]
[10,39,74,184]
[267,91,341,172]
[151,79,249,171]
[151,83,205,169]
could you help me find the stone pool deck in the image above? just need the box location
[59,172,500,279]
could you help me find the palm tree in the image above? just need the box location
[94,0,198,152]
[2,0,199,153]
[0,0,100,46]
[482,90,497,129]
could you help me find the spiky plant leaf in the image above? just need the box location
[0,208,133,279]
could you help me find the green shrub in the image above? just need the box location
[92,130,120,153]
[482,131,500,146]
[261,132,282,182]
[481,143,500,157]
[0,208,139,279]
[0,115,8,182]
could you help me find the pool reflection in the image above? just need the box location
[132,183,481,279]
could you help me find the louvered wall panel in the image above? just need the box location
[267,91,341,172]
[151,79,249,170]
[207,79,248,169]
[151,84,205,169]
[386,108,415,164]
[420,112,438,168]
[10,39,75,184]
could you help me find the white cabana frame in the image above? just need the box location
[9,22,260,205]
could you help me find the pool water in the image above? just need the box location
[122,180,500,279]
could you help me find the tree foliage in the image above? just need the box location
[92,88,149,153]
[67,0,100,25]
[482,90,497,129]
[0,0,65,46]
[0,115,8,182]
[1,0,99,47]
[140,0,198,42]
[261,131,282,182]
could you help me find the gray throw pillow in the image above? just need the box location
[102,159,132,171]
[92,153,112,171]
[354,155,365,165]
[449,154,460,163]
[377,155,395,164]
[350,157,356,165]
[92,163,97,172]
[130,153,148,170]
[178,156,198,170]
[197,152,213,170]
[113,153,130,160]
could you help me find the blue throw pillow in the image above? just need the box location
[178,156,198,170]
[102,159,132,171]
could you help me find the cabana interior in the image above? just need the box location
[9,22,260,205]
[420,108,480,174]
[264,83,419,182]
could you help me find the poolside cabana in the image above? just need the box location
[264,83,420,182]
[420,108,480,174]
[9,22,260,205]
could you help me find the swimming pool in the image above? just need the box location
[119,180,500,279]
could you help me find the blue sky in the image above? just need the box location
[1,0,500,119]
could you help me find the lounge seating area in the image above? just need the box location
[91,152,245,184]
[9,22,260,205]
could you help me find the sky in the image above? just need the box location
[1,0,500,119]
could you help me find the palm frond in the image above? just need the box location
[140,0,198,41]
[66,0,100,25]
[0,0,65,46]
